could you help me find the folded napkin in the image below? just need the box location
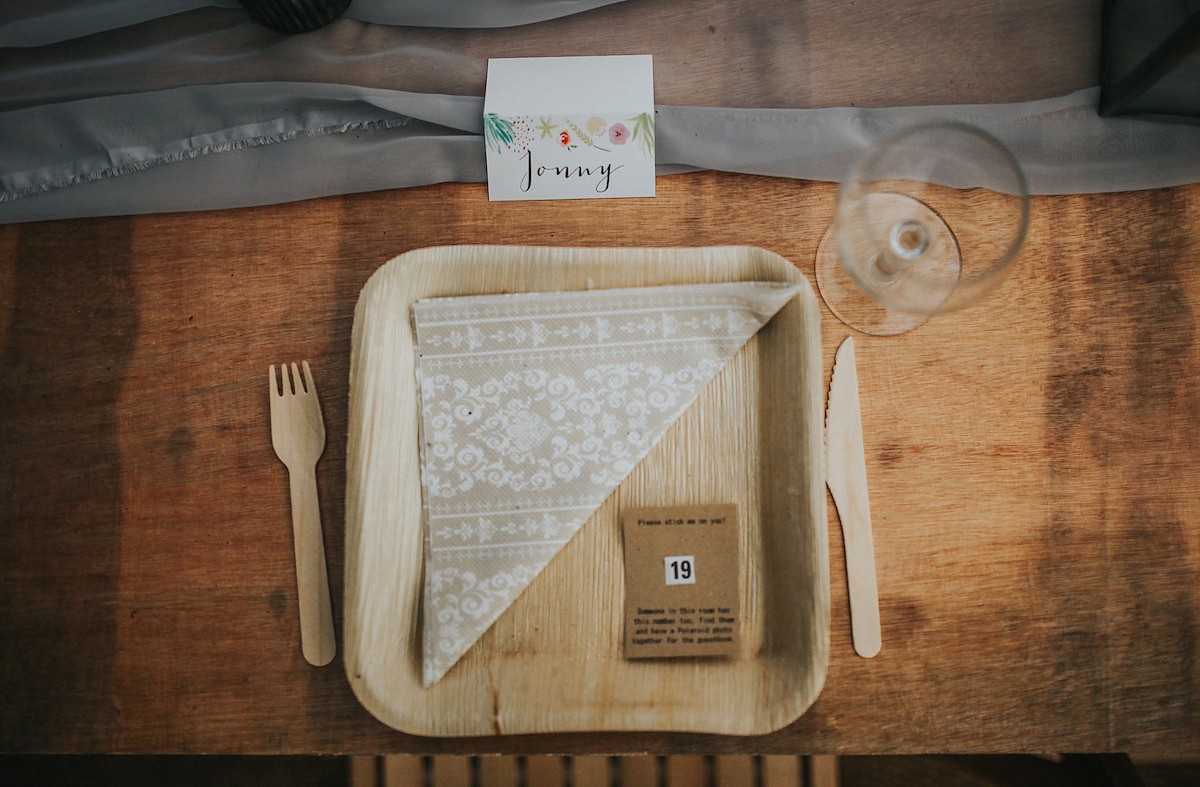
[413,281,799,686]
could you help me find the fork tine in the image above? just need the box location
[268,365,284,430]
[301,360,315,395]
[290,362,302,395]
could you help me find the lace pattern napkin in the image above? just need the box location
[413,281,800,686]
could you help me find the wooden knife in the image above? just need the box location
[826,336,882,658]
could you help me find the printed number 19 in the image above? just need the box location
[664,555,696,586]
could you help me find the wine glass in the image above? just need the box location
[815,121,1030,336]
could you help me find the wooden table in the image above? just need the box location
[2,172,1198,754]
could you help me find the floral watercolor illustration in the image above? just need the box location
[486,113,654,157]
[628,112,654,155]
[483,113,513,153]
[484,113,536,154]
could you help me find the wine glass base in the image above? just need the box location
[815,193,960,336]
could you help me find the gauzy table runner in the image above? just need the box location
[412,281,799,685]
[4,1,1200,222]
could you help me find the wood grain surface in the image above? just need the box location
[343,246,825,736]
[1,172,1198,753]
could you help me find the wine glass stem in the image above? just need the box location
[868,219,929,284]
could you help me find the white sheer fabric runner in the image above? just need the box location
[2,0,1199,222]
[0,1,629,47]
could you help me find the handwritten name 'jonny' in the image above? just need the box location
[520,149,623,194]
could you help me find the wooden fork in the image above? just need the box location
[269,361,336,667]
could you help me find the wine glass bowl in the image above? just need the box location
[816,122,1030,335]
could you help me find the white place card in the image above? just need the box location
[483,55,655,201]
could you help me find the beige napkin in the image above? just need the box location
[413,281,799,686]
